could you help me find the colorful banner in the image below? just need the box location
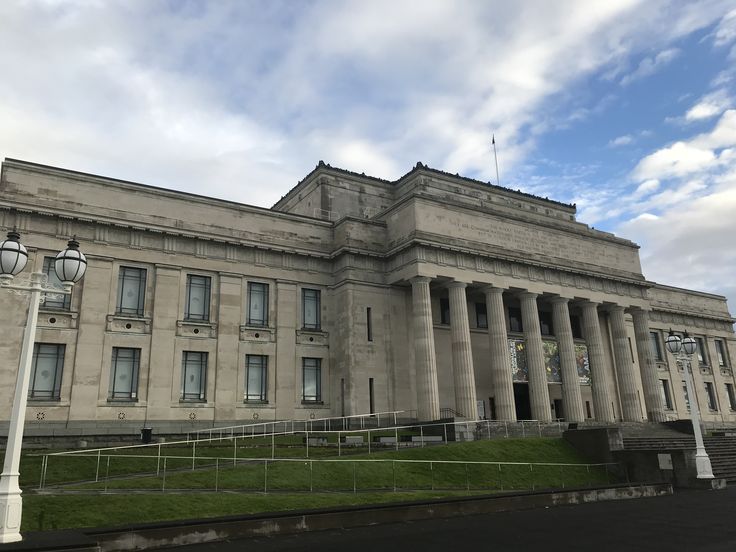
[508,338,591,385]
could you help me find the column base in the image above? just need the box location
[0,489,23,543]
[695,452,715,480]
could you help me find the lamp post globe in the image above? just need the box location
[665,329,682,355]
[0,231,28,281]
[682,333,697,356]
[54,237,87,286]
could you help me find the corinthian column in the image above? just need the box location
[580,301,615,422]
[609,306,643,421]
[631,308,666,422]
[411,277,440,421]
[483,286,516,421]
[551,297,585,422]
[519,292,552,421]
[448,282,478,419]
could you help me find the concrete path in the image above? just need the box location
[177,488,736,552]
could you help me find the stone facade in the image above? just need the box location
[1,158,735,434]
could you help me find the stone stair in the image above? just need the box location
[620,427,736,482]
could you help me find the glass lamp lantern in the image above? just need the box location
[682,333,697,356]
[0,231,28,280]
[54,237,87,284]
[665,329,682,355]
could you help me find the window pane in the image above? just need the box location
[726,384,736,410]
[440,298,450,325]
[117,267,146,316]
[716,340,727,367]
[303,289,320,329]
[111,348,139,399]
[659,379,672,410]
[302,358,321,401]
[186,275,210,321]
[705,382,717,410]
[695,337,707,364]
[42,257,70,310]
[30,344,64,399]
[476,303,487,329]
[649,332,662,361]
[246,355,267,401]
[248,283,268,326]
[182,352,207,400]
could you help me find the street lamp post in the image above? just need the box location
[0,231,86,543]
[665,329,714,480]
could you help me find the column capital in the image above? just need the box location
[628,306,651,316]
[480,285,505,296]
[607,304,626,314]
[517,291,538,300]
[549,296,570,305]
[578,300,600,309]
[410,276,433,286]
[446,280,468,290]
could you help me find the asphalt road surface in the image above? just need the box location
[176,488,736,552]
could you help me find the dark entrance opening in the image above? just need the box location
[553,399,564,421]
[513,383,532,420]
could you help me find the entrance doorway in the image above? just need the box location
[513,383,532,420]
[553,399,564,421]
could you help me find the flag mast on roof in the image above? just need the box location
[492,133,500,187]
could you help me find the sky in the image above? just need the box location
[1,0,736,311]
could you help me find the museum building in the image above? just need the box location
[1,157,735,434]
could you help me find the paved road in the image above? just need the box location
[179,488,736,552]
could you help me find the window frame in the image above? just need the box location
[181,351,208,402]
[475,302,488,329]
[695,337,709,366]
[116,266,147,317]
[247,282,269,327]
[659,379,673,410]
[302,357,322,403]
[29,343,65,400]
[184,274,211,322]
[109,347,140,401]
[302,288,321,330]
[439,298,450,325]
[650,331,663,362]
[726,383,736,411]
[245,354,268,403]
[705,381,718,411]
[42,256,71,310]
[715,340,729,367]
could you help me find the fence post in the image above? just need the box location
[537,421,541,437]
[353,462,357,494]
[264,460,268,494]
[393,412,397,426]
[420,426,424,448]
[443,423,448,444]
[157,443,161,476]
[271,432,275,459]
[309,460,313,492]
[215,459,219,492]
[162,457,167,492]
[39,455,47,490]
[465,464,469,491]
[95,449,101,482]
[587,464,591,488]
[395,427,399,451]
[234,436,237,467]
[522,422,526,438]
[392,461,396,492]
[504,421,508,439]
[104,456,110,493]
[498,463,502,491]
[486,420,491,440]
[561,465,565,489]
[368,430,371,455]
[192,440,196,471]
[338,431,342,457]
[306,430,310,458]
[430,461,434,490]
[530,464,534,490]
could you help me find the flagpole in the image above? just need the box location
[492,134,500,187]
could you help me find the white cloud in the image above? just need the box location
[632,141,717,180]
[713,8,736,47]
[634,179,660,196]
[620,48,680,86]
[609,134,634,147]
[684,89,733,121]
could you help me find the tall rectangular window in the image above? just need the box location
[715,340,728,367]
[245,355,268,402]
[185,275,211,321]
[29,344,65,400]
[302,357,322,402]
[181,352,207,401]
[109,348,140,400]
[366,307,373,341]
[247,282,269,326]
[725,383,736,411]
[705,382,718,411]
[570,315,583,339]
[440,298,450,325]
[116,266,146,317]
[650,331,663,361]
[42,257,70,310]
[508,307,523,333]
[659,379,673,410]
[475,302,488,329]
[369,377,375,414]
[302,289,321,330]
[695,337,708,365]
[539,311,553,336]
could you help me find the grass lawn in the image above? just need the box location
[15,438,618,532]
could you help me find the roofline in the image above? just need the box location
[1,158,333,227]
[271,160,577,212]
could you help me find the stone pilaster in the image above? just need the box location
[551,297,585,422]
[580,301,615,422]
[519,292,551,421]
[448,282,477,419]
[631,308,666,422]
[484,286,516,421]
[609,306,643,421]
[411,277,440,421]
